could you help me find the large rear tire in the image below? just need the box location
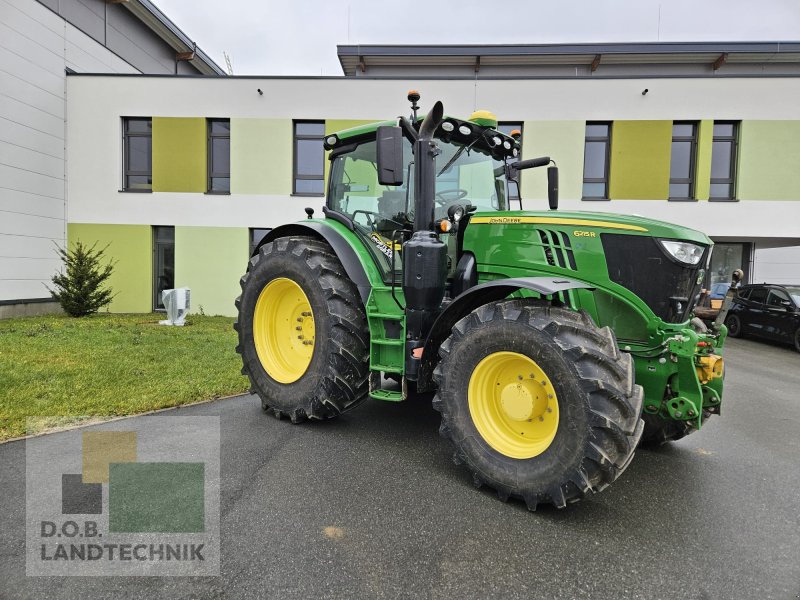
[433,299,644,510]
[234,236,370,422]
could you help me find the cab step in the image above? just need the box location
[369,389,404,402]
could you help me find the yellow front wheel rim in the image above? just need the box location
[253,277,315,384]
[468,351,559,459]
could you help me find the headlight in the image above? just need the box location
[658,239,705,265]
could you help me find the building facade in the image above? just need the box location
[6,38,800,317]
[64,49,800,317]
[0,0,223,316]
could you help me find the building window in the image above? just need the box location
[582,122,611,200]
[153,226,174,310]
[123,118,152,191]
[498,122,523,204]
[249,228,271,255]
[669,122,697,200]
[293,121,325,195]
[208,119,230,193]
[710,122,738,201]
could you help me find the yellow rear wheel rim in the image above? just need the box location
[468,351,559,459]
[253,277,315,384]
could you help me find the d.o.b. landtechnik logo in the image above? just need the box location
[26,416,219,576]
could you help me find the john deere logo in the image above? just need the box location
[26,416,219,576]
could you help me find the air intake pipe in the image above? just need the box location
[403,101,448,378]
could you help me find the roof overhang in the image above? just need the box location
[122,0,226,76]
[338,42,800,76]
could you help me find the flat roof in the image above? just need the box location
[338,41,800,76]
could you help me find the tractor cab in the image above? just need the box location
[324,110,521,281]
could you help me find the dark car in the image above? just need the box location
[725,284,800,352]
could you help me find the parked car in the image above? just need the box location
[709,282,731,300]
[725,284,800,352]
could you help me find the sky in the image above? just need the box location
[154,0,800,76]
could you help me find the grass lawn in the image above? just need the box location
[0,313,250,441]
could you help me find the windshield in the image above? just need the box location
[328,133,510,279]
[328,136,509,229]
[786,286,800,305]
[432,140,508,218]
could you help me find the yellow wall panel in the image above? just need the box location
[608,121,672,200]
[152,117,207,193]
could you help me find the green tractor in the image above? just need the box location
[235,93,727,509]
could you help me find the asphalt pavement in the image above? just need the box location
[1,336,799,599]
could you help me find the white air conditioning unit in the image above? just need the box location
[159,288,190,326]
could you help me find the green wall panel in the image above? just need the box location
[694,120,713,201]
[67,224,151,313]
[608,120,671,200]
[519,121,585,203]
[738,120,800,200]
[230,119,292,195]
[174,226,248,317]
[152,117,207,193]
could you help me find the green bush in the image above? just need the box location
[49,241,116,317]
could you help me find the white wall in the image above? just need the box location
[67,74,800,237]
[753,245,800,284]
[0,0,137,302]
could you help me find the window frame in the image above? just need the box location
[668,121,698,202]
[249,228,271,256]
[497,122,523,205]
[122,117,152,193]
[709,121,739,202]
[582,121,612,201]
[207,118,231,194]
[152,225,175,311]
[292,120,325,197]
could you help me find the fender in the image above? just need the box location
[416,276,595,390]
[256,222,372,303]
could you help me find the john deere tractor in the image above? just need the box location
[235,93,727,509]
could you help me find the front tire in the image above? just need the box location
[725,314,742,337]
[432,299,644,510]
[234,236,370,422]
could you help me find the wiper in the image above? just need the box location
[438,136,479,177]
[437,145,466,177]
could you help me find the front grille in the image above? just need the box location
[601,234,707,323]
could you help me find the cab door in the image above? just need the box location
[764,287,796,342]
[741,286,768,336]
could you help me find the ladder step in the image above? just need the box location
[370,364,403,374]
[369,389,404,402]
[369,312,404,320]
[371,339,404,346]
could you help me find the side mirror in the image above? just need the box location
[547,165,559,210]
[376,126,404,186]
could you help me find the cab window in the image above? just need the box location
[748,287,768,304]
[767,288,790,307]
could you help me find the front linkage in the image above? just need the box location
[633,324,726,433]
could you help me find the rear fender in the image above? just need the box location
[257,223,371,303]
